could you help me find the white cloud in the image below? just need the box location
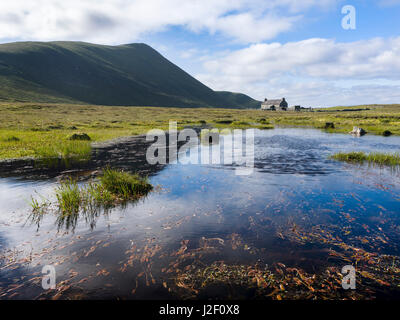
[201,38,400,81]
[2,0,397,107]
[196,37,400,106]
[379,0,400,7]
[0,0,338,44]
[209,13,299,43]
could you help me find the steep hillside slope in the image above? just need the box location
[0,41,259,108]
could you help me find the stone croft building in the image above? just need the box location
[261,98,288,111]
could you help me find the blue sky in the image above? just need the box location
[1,0,400,106]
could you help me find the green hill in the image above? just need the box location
[0,41,259,108]
[215,91,261,109]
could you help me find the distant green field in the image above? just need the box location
[0,102,400,160]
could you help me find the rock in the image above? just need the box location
[324,122,335,129]
[349,126,366,136]
[382,130,392,137]
[69,133,91,141]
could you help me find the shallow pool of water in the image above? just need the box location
[1,128,400,299]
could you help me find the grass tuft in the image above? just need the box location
[3,136,20,142]
[30,168,152,230]
[100,168,153,200]
[29,195,50,229]
[55,179,82,216]
[331,151,400,166]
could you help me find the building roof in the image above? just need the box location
[261,99,284,106]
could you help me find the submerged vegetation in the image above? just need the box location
[30,168,152,230]
[174,258,400,300]
[1,103,400,161]
[331,151,400,166]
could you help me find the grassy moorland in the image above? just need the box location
[1,102,400,161]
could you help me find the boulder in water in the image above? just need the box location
[349,126,366,136]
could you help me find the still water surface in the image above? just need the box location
[1,128,400,299]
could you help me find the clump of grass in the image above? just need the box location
[256,124,274,130]
[215,120,233,124]
[53,179,111,231]
[69,132,91,141]
[232,120,250,125]
[85,181,114,209]
[100,168,153,200]
[29,168,152,230]
[366,152,400,165]
[324,122,335,129]
[331,152,367,163]
[331,151,400,166]
[30,197,45,212]
[258,118,270,125]
[29,196,50,230]
[55,179,82,216]
[382,130,392,136]
[47,124,64,130]
[30,127,50,132]
[54,180,82,230]
[3,136,20,142]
